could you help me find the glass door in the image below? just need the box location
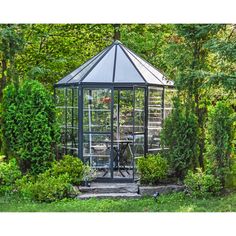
[113,89,134,179]
[83,88,113,179]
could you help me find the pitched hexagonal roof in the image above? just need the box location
[56,40,173,87]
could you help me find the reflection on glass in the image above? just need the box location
[134,88,145,133]
[83,89,111,132]
[148,87,163,151]
[56,87,79,157]
[113,89,134,141]
[133,134,145,157]
[164,88,176,119]
[83,134,111,178]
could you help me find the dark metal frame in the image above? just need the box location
[54,83,174,182]
[54,41,174,182]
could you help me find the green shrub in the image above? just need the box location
[205,101,235,186]
[51,155,84,185]
[16,171,74,202]
[137,154,168,185]
[0,158,22,195]
[225,157,236,189]
[161,98,199,179]
[1,80,60,174]
[184,168,222,198]
[15,155,84,202]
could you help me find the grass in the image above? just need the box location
[0,191,236,212]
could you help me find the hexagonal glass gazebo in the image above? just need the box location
[54,40,174,181]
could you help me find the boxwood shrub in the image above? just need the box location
[0,158,22,195]
[16,171,74,202]
[15,155,84,202]
[137,154,168,185]
[51,155,84,185]
[184,168,222,198]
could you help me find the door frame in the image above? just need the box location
[80,85,114,180]
[132,85,147,167]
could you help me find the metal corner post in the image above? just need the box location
[110,86,114,179]
[78,86,83,161]
[144,86,148,157]
[162,86,165,124]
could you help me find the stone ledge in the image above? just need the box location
[139,184,185,196]
[79,183,138,194]
[77,192,141,200]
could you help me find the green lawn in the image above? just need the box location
[0,191,236,212]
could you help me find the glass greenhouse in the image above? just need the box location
[54,40,174,181]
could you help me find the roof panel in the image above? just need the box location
[56,47,108,85]
[123,46,173,86]
[121,46,164,85]
[68,48,108,84]
[114,45,145,83]
[82,45,116,83]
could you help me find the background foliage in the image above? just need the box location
[0,24,235,198]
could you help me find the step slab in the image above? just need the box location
[79,183,139,194]
[139,184,185,196]
[77,192,141,200]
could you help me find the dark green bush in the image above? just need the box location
[205,101,235,186]
[161,98,199,179]
[0,158,22,195]
[225,158,236,189]
[137,154,168,185]
[51,155,84,185]
[16,171,75,202]
[15,155,84,202]
[184,168,222,198]
[1,80,59,174]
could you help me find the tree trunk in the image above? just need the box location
[194,92,206,171]
[0,59,7,103]
[113,24,120,41]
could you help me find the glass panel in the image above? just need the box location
[163,88,176,119]
[112,89,134,179]
[83,88,112,178]
[83,134,111,178]
[82,46,115,83]
[132,87,145,160]
[134,87,145,133]
[67,49,108,84]
[133,134,145,157]
[56,87,79,158]
[83,89,111,132]
[113,89,134,141]
[148,87,163,151]
[114,45,144,83]
[66,128,78,150]
[123,47,166,85]
[123,47,162,85]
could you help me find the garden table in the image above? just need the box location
[103,139,132,177]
